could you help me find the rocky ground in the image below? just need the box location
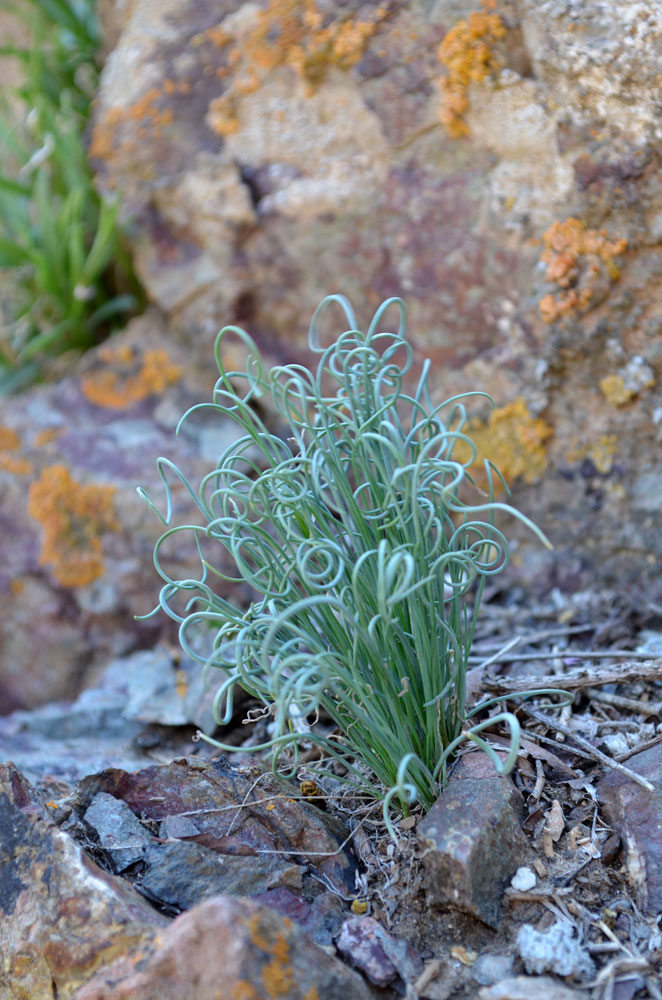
[2,583,662,999]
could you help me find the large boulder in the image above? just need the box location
[87,0,662,596]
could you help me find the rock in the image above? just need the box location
[0,646,212,793]
[597,742,662,915]
[71,756,358,896]
[139,839,305,910]
[417,776,527,927]
[252,887,346,949]
[0,312,245,711]
[72,895,376,1000]
[516,921,595,980]
[0,762,166,1000]
[83,0,662,600]
[104,645,216,732]
[84,791,153,873]
[478,976,585,1000]
[471,952,515,987]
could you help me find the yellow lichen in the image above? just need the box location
[27,465,119,587]
[599,374,633,406]
[538,217,627,323]
[599,364,654,406]
[567,434,618,474]
[81,347,181,409]
[468,398,553,489]
[437,1,505,138]
[208,0,389,136]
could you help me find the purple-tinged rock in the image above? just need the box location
[72,756,358,896]
[417,777,527,927]
[335,915,399,987]
[597,742,662,915]
[252,887,346,948]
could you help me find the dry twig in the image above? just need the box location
[482,657,662,694]
[523,707,655,792]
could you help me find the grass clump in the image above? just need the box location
[140,296,552,834]
[0,0,142,391]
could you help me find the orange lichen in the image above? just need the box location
[81,346,182,409]
[207,0,389,136]
[0,453,34,475]
[27,465,119,587]
[242,913,299,999]
[0,426,32,474]
[539,217,627,323]
[468,398,553,489]
[34,427,63,446]
[89,77,191,167]
[232,984,261,1000]
[175,669,188,699]
[437,1,505,138]
[599,365,655,406]
[0,426,20,450]
[261,932,293,998]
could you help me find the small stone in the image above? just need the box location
[335,915,399,987]
[601,733,630,756]
[472,952,514,986]
[158,814,201,839]
[478,975,585,1000]
[417,777,526,927]
[510,867,536,891]
[84,792,152,872]
[516,921,595,979]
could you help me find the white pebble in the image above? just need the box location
[510,867,537,891]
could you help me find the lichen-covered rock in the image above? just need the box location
[72,895,376,1000]
[87,0,662,599]
[0,762,166,1000]
[0,312,244,710]
[0,761,371,1000]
